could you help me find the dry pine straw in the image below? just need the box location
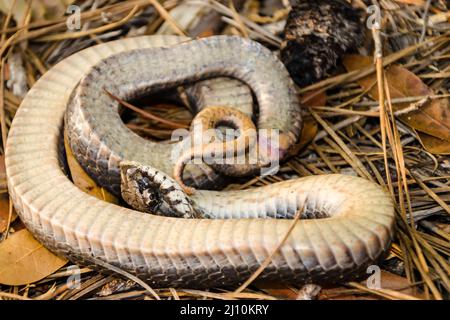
[0,0,449,300]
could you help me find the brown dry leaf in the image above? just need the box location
[295,115,318,152]
[343,55,450,154]
[260,270,424,300]
[64,132,118,204]
[301,90,327,108]
[290,90,325,152]
[0,194,16,233]
[255,281,299,300]
[0,196,9,233]
[0,229,67,285]
[319,286,378,300]
[377,271,426,298]
[416,131,450,154]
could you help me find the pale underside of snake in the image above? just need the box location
[5,35,395,288]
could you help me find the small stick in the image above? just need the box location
[103,88,189,129]
[234,206,304,294]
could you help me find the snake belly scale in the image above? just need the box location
[5,35,395,288]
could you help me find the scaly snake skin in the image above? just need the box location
[65,36,302,196]
[5,35,395,288]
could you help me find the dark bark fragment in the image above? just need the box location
[280,0,365,86]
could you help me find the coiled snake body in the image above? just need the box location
[5,35,395,288]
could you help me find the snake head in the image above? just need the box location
[120,161,198,219]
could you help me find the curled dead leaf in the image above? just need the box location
[301,90,327,108]
[343,55,450,154]
[294,115,318,152]
[416,131,450,155]
[290,90,326,152]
